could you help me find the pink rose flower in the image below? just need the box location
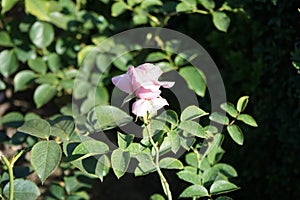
[132,97,169,117]
[112,63,174,117]
[112,63,174,99]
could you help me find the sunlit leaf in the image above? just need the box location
[181,105,208,121]
[29,21,54,48]
[237,96,249,112]
[0,50,18,77]
[179,185,209,198]
[237,114,258,127]
[210,180,239,195]
[18,119,50,139]
[111,149,130,179]
[212,11,230,32]
[14,70,36,92]
[33,84,57,108]
[3,179,40,200]
[31,140,62,183]
[179,66,206,97]
[227,125,244,145]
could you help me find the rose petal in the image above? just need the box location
[112,73,133,94]
[159,81,175,88]
[150,97,169,111]
[132,99,152,117]
[136,63,162,80]
[136,87,161,99]
[131,63,162,90]
[132,97,169,117]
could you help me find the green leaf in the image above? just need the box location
[3,179,40,200]
[24,112,41,121]
[70,156,100,178]
[0,112,24,128]
[77,45,95,65]
[126,143,141,155]
[14,70,36,92]
[180,135,195,150]
[0,79,6,90]
[113,53,133,71]
[49,12,75,30]
[28,57,47,74]
[174,50,197,66]
[210,180,239,195]
[237,96,249,112]
[207,145,225,165]
[88,105,132,131]
[212,11,230,32]
[155,61,175,72]
[204,133,224,159]
[141,0,162,8]
[31,140,62,183]
[18,119,51,139]
[35,73,59,85]
[73,80,90,99]
[179,66,206,97]
[14,47,36,63]
[168,131,181,153]
[34,84,57,108]
[25,0,50,21]
[117,132,134,149]
[181,105,208,121]
[146,52,167,62]
[213,163,238,178]
[185,152,197,167]
[173,57,183,69]
[127,0,142,6]
[134,153,156,176]
[47,53,61,72]
[95,155,110,181]
[176,0,196,12]
[209,112,229,125]
[0,49,18,77]
[150,193,165,200]
[198,0,215,10]
[237,114,258,127]
[227,125,244,145]
[157,110,178,126]
[179,185,209,198]
[111,149,130,179]
[177,171,202,185]
[50,116,75,140]
[203,167,220,185]
[96,54,112,72]
[111,1,128,17]
[220,102,238,118]
[203,163,238,185]
[72,140,109,159]
[94,86,109,105]
[159,157,183,169]
[1,0,19,14]
[176,3,190,12]
[48,183,65,199]
[29,21,54,48]
[0,31,14,46]
[178,120,206,138]
[133,12,148,25]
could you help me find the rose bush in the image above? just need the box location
[2,0,296,199]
